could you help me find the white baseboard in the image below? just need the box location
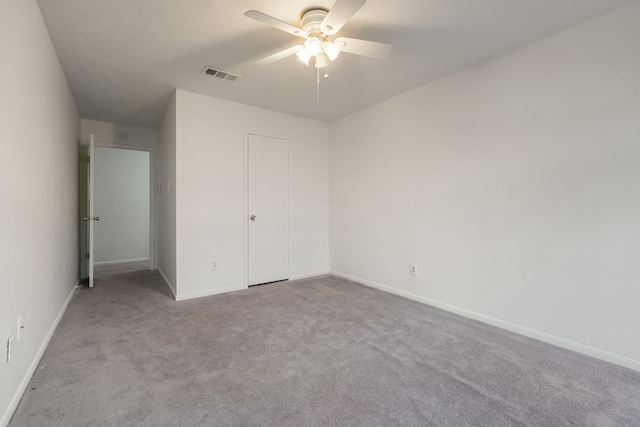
[1,283,76,427]
[94,258,149,267]
[330,270,640,373]
[290,270,330,281]
[176,284,246,301]
[155,269,245,302]
[156,268,176,300]
[165,270,330,302]
[173,271,330,301]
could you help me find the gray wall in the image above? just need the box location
[94,147,150,264]
[0,0,80,423]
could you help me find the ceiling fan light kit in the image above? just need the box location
[295,46,311,65]
[304,36,323,57]
[323,40,341,61]
[244,0,392,102]
[315,53,329,69]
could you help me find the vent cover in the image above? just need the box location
[201,66,241,83]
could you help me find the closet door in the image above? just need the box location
[247,134,289,285]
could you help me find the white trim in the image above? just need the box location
[176,284,245,301]
[168,272,328,302]
[287,138,292,283]
[89,134,95,288]
[93,257,149,267]
[81,136,153,151]
[1,285,76,427]
[157,268,176,300]
[290,271,330,281]
[243,130,248,288]
[330,270,640,373]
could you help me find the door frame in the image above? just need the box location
[84,137,156,272]
[243,130,292,288]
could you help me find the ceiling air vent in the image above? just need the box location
[201,66,241,83]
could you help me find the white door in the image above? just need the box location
[86,134,99,288]
[247,134,289,286]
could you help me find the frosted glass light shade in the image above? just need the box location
[304,37,322,56]
[323,40,340,61]
[295,47,311,65]
[315,53,329,69]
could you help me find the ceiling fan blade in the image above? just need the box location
[321,0,366,35]
[256,45,302,65]
[244,10,308,38]
[335,37,392,59]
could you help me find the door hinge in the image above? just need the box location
[86,253,90,259]
[87,155,90,162]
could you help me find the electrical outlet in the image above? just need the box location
[410,264,417,276]
[6,333,13,363]
[17,316,24,340]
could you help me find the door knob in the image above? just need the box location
[250,215,256,221]
[82,216,100,221]
[94,216,100,221]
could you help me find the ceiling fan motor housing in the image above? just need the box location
[301,9,329,35]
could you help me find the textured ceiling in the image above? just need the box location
[36,0,637,128]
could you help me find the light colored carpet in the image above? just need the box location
[94,259,149,279]
[9,271,640,426]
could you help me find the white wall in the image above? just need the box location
[157,93,177,296]
[0,1,80,425]
[174,90,330,300]
[330,2,640,371]
[81,119,157,149]
[94,147,150,263]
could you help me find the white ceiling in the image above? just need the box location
[36,0,636,128]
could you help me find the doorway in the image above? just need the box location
[79,142,154,283]
[93,147,150,278]
[247,133,290,286]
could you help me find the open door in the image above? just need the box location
[83,134,99,288]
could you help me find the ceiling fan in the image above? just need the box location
[244,0,392,69]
